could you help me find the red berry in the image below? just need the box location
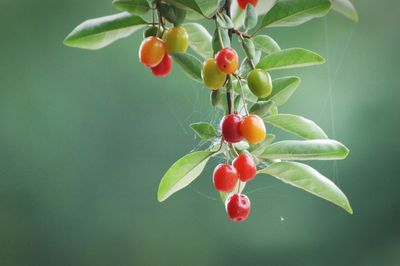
[237,0,258,10]
[226,193,251,222]
[151,53,172,77]
[215,48,239,74]
[233,154,257,182]
[221,114,243,143]
[213,164,239,193]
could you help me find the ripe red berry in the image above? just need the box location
[233,153,257,182]
[221,114,243,143]
[215,48,239,74]
[226,193,251,222]
[213,164,239,193]
[237,0,258,10]
[151,53,172,77]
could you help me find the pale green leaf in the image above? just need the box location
[261,77,301,106]
[331,0,359,22]
[256,48,325,71]
[171,52,203,82]
[190,122,217,140]
[64,13,148,50]
[250,101,275,117]
[258,161,352,213]
[252,35,281,54]
[249,134,276,157]
[112,0,150,15]
[158,151,215,202]
[265,114,328,139]
[183,23,213,58]
[260,139,349,160]
[244,4,258,30]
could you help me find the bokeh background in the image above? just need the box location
[0,0,399,265]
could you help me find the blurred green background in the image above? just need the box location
[0,0,399,265]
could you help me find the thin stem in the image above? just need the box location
[230,143,240,157]
[235,75,249,115]
[215,20,225,49]
[226,76,234,114]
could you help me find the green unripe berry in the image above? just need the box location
[247,69,272,98]
[202,59,227,90]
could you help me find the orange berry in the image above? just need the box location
[139,37,166,67]
[239,115,266,145]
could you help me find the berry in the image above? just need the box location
[202,58,227,90]
[226,193,251,222]
[240,115,266,145]
[247,69,272,98]
[221,114,243,143]
[233,153,257,182]
[139,36,166,67]
[215,48,239,74]
[213,164,239,193]
[163,27,189,53]
[237,0,258,10]
[151,53,173,77]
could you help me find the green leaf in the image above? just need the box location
[252,35,281,54]
[190,122,217,140]
[64,12,147,50]
[249,134,276,157]
[211,90,227,112]
[171,52,203,82]
[265,114,328,139]
[239,50,261,76]
[256,48,325,71]
[258,161,352,213]
[231,0,277,29]
[261,77,301,106]
[331,0,359,22]
[250,100,275,117]
[244,4,258,30]
[183,23,213,59]
[259,0,331,29]
[112,0,150,15]
[260,139,349,160]
[158,151,215,202]
[163,0,219,16]
[216,12,234,29]
[212,28,231,54]
[160,3,187,25]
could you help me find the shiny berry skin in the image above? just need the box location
[226,193,251,222]
[202,58,227,90]
[240,115,266,145]
[247,69,272,98]
[221,114,243,143]
[150,53,172,77]
[237,0,258,10]
[233,154,257,182]
[215,48,239,74]
[163,27,189,53]
[213,164,239,193]
[139,37,166,67]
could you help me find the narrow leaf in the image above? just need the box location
[261,77,301,106]
[260,139,349,160]
[64,12,147,50]
[256,48,325,71]
[252,35,281,54]
[190,122,217,140]
[265,114,328,139]
[158,151,215,202]
[183,23,213,58]
[331,0,359,22]
[258,161,353,213]
[171,52,203,82]
[112,0,150,15]
[259,0,331,28]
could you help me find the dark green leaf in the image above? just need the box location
[163,0,219,16]
[265,114,328,139]
[256,48,325,71]
[258,161,352,214]
[250,100,275,117]
[211,90,227,111]
[331,0,359,22]
[252,35,281,54]
[158,151,215,201]
[160,3,187,25]
[244,4,258,30]
[171,52,203,82]
[259,0,331,29]
[260,139,349,160]
[261,77,301,106]
[112,0,150,15]
[190,122,218,140]
[183,23,213,59]
[64,12,148,50]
